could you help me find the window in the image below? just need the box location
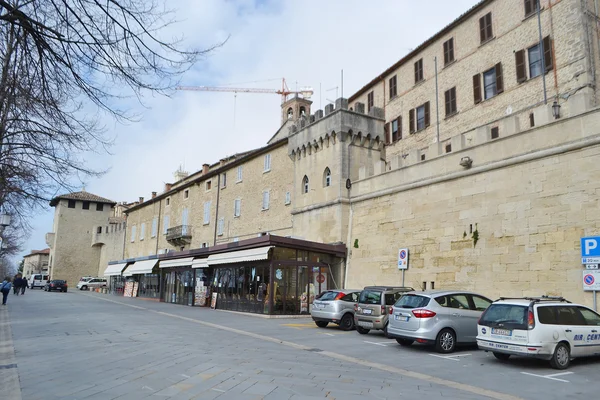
[302,176,309,194]
[151,217,158,238]
[262,190,270,210]
[236,166,243,182]
[529,113,535,127]
[234,199,241,217]
[96,203,103,211]
[166,197,170,206]
[414,58,423,83]
[420,153,426,161]
[68,199,76,208]
[206,181,211,191]
[130,226,136,242]
[479,12,493,43]
[163,215,169,234]
[444,87,457,116]
[203,202,210,225]
[473,63,503,103]
[390,117,402,142]
[389,75,397,99]
[516,36,553,84]
[217,218,224,236]
[447,294,470,309]
[183,189,189,199]
[140,223,145,241]
[537,306,558,324]
[483,67,497,99]
[445,143,452,153]
[367,91,374,112]
[579,307,600,326]
[285,192,291,205]
[528,43,542,79]
[221,173,226,188]
[96,227,102,234]
[556,306,586,325]
[409,102,430,133]
[287,107,293,119]
[416,103,427,131]
[181,208,189,235]
[470,295,492,311]
[443,38,454,66]
[491,126,499,139]
[82,201,90,210]
[264,154,271,172]
[323,168,331,187]
[524,0,539,17]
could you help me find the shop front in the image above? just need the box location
[121,259,160,299]
[103,262,129,295]
[159,257,195,305]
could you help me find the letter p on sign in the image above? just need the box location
[582,237,600,257]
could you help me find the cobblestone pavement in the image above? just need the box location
[2,290,599,399]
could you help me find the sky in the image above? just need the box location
[19,0,480,261]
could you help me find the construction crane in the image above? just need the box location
[176,78,314,104]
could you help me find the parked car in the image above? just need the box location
[387,290,492,353]
[76,277,107,290]
[29,274,49,289]
[311,289,362,330]
[45,280,68,292]
[477,296,600,369]
[354,286,414,336]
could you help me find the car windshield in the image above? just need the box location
[395,294,430,309]
[359,290,382,305]
[317,291,339,301]
[479,304,528,329]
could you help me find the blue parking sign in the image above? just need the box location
[581,237,600,257]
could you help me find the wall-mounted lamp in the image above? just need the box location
[459,156,473,169]
[552,100,561,119]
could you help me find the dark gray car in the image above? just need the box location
[354,286,414,336]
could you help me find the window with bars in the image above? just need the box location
[414,58,423,83]
[444,87,457,117]
[234,199,241,217]
[367,91,374,112]
[389,75,397,99]
[262,191,270,210]
[443,38,454,66]
[479,12,493,43]
[409,102,430,133]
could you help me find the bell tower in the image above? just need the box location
[281,95,312,125]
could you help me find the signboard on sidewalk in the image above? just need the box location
[398,248,409,270]
[583,271,600,291]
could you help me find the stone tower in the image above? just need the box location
[281,95,312,125]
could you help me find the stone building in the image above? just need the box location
[101,0,600,310]
[22,249,50,278]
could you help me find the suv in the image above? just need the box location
[477,296,600,369]
[311,289,361,331]
[388,291,492,353]
[77,277,107,291]
[354,286,414,336]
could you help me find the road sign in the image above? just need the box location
[583,271,600,291]
[582,257,600,264]
[398,248,409,270]
[586,264,599,270]
[581,237,600,258]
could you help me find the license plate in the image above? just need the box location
[492,328,512,336]
[358,321,373,328]
[363,309,372,315]
[394,315,409,322]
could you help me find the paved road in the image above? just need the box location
[1,290,599,399]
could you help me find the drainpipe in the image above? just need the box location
[434,56,440,143]
[213,173,221,246]
[537,3,548,104]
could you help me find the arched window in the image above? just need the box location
[287,107,293,119]
[302,175,309,194]
[323,168,331,187]
[299,106,306,117]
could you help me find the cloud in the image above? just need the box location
[19,0,480,260]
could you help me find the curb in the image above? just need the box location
[0,306,22,400]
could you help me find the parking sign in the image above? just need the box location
[581,236,600,264]
[398,248,409,270]
[583,270,600,291]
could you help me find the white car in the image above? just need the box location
[29,274,49,289]
[77,277,107,291]
[477,296,600,369]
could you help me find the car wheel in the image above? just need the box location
[315,321,329,328]
[493,352,511,361]
[81,285,87,291]
[435,328,456,353]
[396,338,414,346]
[339,314,354,331]
[550,342,571,370]
[356,326,370,335]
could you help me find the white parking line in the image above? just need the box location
[364,341,389,347]
[520,371,573,383]
[429,353,472,361]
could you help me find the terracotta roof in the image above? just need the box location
[25,249,50,257]
[349,0,490,103]
[49,191,116,207]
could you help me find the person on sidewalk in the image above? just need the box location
[1,277,12,305]
[20,277,27,295]
[12,275,20,295]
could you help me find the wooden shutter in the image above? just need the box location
[424,102,430,128]
[409,109,415,133]
[448,38,454,64]
[443,41,449,65]
[524,0,533,16]
[479,16,486,43]
[398,116,403,140]
[486,14,493,41]
[384,122,390,144]
[444,89,450,116]
[515,50,526,83]
[414,61,419,83]
[543,36,553,71]
[473,74,482,104]
[495,62,504,94]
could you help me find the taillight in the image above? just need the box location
[412,309,436,318]
[334,292,345,301]
[381,306,386,314]
[389,306,394,315]
[528,309,535,330]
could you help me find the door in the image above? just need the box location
[555,306,590,357]
[577,306,600,356]
[438,294,472,342]
[463,294,492,341]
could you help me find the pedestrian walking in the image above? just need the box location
[1,277,12,305]
[20,277,27,295]
[13,275,20,295]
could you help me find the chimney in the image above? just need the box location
[151,191,157,199]
[164,183,172,192]
[139,197,144,203]
[202,163,209,174]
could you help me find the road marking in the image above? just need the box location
[322,333,335,336]
[520,371,573,383]
[212,388,226,392]
[83,293,524,400]
[429,353,472,361]
[364,341,389,347]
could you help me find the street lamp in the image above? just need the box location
[552,101,561,120]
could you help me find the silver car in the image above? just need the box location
[311,289,361,330]
[387,290,492,353]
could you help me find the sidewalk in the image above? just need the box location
[0,305,22,400]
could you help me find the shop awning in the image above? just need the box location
[159,257,195,268]
[192,258,209,269]
[122,259,158,277]
[104,262,128,277]
[207,246,273,266]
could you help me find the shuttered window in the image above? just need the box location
[234,199,241,217]
[236,166,243,182]
[528,44,542,78]
[444,87,457,116]
[262,191,270,210]
[414,59,423,83]
[163,215,169,234]
[414,102,430,132]
[151,217,158,238]
[524,0,538,17]
[217,218,224,236]
[409,109,415,134]
[203,202,210,225]
[443,38,455,66]
[140,223,145,240]
[543,36,553,72]
[479,12,493,43]
[515,49,526,83]
[367,91,374,112]
[389,75,397,99]
[131,226,136,242]
[391,117,402,142]
[473,74,482,104]
[264,154,271,172]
